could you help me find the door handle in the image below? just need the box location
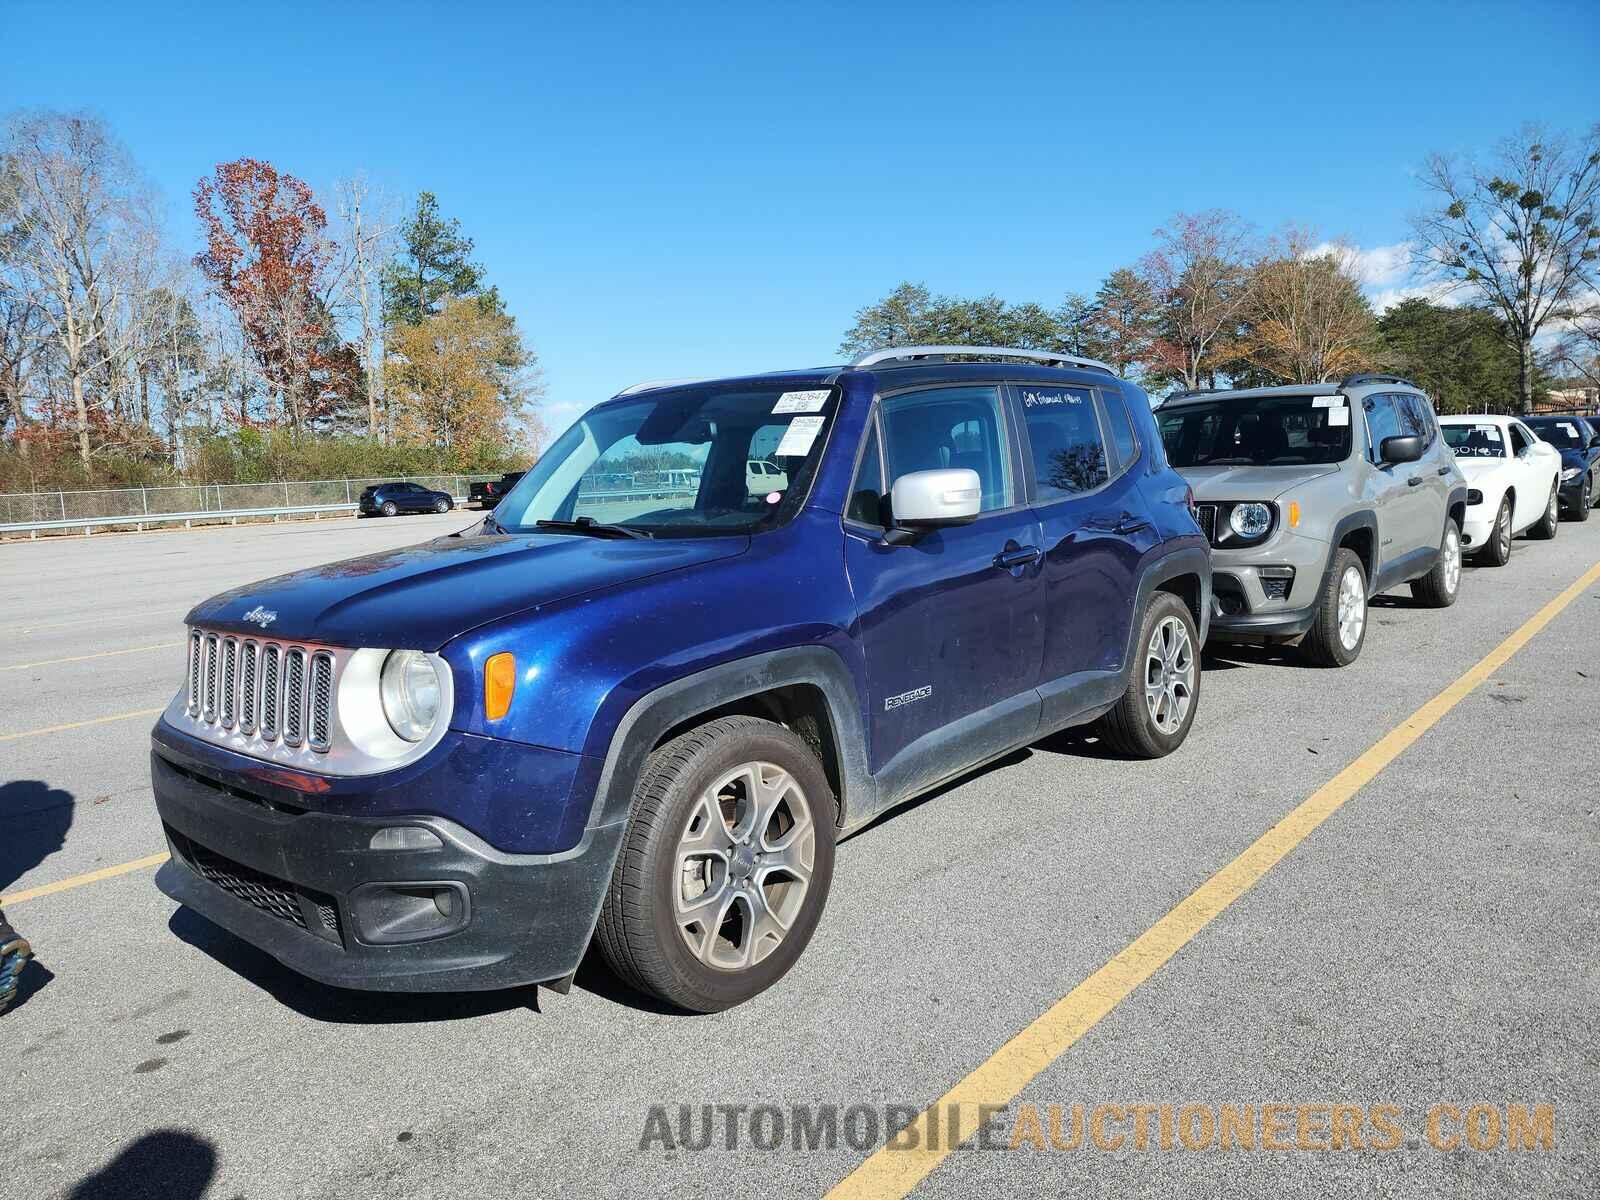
[993,545,1043,570]
[1088,510,1152,536]
[1436,466,1450,477]
[1407,475,1424,487]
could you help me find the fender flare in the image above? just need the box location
[1327,509,1380,581]
[1125,542,1212,659]
[581,646,875,835]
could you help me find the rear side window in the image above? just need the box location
[879,386,1013,512]
[1363,394,1404,462]
[1018,385,1109,500]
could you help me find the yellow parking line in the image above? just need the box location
[825,558,1600,1200]
[0,706,165,742]
[0,641,183,672]
[2,852,170,907]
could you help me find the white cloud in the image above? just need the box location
[1369,280,1459,314]
[1310,240,1414,288]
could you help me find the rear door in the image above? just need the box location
[843,383,1043,798]
[1011,381,1153,728]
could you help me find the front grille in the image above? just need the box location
[169,827,342,944]
[184,630,335,757]
[1194,503,1217,544]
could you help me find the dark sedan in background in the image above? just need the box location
[358,481,455,517]
[1526,415,1600,520]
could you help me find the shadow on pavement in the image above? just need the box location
[0,780,75,892]
[68,1130,216,1200]
[166,907,542,1023]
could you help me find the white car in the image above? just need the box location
[1438,414,1562,565]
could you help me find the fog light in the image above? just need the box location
[350,881,470,944]
[369,826,443,852]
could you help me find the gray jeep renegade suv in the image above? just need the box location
[1157,375,1467,666]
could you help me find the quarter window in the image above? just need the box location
[1018,385,1109,500]
[879,386,1013,513]
[847,422,885,526]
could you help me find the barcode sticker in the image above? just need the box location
[1313,397,1346,408]
[772,390,831,414]
[774,415,826,457]
[1328,407,1350,426]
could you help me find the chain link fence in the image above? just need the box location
[0,474,499,527]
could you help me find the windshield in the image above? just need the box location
[1159,394,1352,467]
[1527,418,1590,449]
[493,383,838,537]
[1441,422,1506,459]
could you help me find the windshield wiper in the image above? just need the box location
[535,517,651,540]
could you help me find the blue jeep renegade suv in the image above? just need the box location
[151,346,1211,1011]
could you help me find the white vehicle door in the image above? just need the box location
[1507,421,1552,529]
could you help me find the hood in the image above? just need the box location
[1178,462,1340,501]
[186,532,749,649]
[1450,455,1508,481]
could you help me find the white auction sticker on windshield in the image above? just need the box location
[772,390,831,414]
[1328,407,1350,426]
[775,415,826,457]
[1476,424,1502,440]
[1313,396,1346,408]
[1560,422,1579,437]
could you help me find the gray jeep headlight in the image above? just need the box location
[1229,502,1273,540]
[1562,466,1581,481]
[380,650,443,742]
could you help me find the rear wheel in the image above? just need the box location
[1093,592,1200,758]
[1530,482,1559,539]
[1478,498,1512,566]
[1411,519,1462,608]
[595,716,836,1012]
[1302,549,1366,667]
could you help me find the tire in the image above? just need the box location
[1301,548,1367,667]
[0,931,31,1016]
[381,501,398,517]
[434,498,451,514]
[595,715,836,1012]
[1477,498,1513,567]
[1411,519,1462,608]
[1530,481,1560,539]
[1092,592,1200,758]
[1573,476,1592,522]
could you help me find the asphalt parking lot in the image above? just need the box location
[1,510,1594,1199]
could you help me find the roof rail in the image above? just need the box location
[850,345,1116,376]
[613,377,712,397]
[1163,388,1222,402]
[1337,372,1417,390]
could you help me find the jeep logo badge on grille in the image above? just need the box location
[242,605,278,628]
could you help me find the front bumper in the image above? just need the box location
[1204,531,1329,642]
[1559,475,1587,510]
[151,729,622,992]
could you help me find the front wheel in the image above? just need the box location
[595,716,836,1012]
[1571,476,1591,522]
[1411,519,1462,608]
[434,498,451,514]
[1478,498,1513,567]
[1092,592,1200,757]
[1301,548,1367,667]
[381,501,398,517]
[1530,482,1559,539]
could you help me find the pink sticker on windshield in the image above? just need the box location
[765,492,782,504]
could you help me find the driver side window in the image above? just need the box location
[1363,394,1403,463]
[1508,424,1531,457]
[878,386,1013,514]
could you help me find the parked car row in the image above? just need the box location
[149,348,1586,1017]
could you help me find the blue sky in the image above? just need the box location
[7,0,1599,434]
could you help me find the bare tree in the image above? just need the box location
[1413,123,1600,414]
[1,112,161,463]
[1140,210,1256,390]
[335,175,394,440]
[1241,229,1380,383]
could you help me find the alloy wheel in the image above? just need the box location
[1143,615,1195,735]
[1441,525,1461,597]
[1498,505,1511,558]
[673,762,816,971]
[1336,564,1366,651]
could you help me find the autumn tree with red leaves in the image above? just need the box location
[194,158,355,430]
[1139,210,1256,391]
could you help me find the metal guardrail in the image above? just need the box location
[0,474,496,539]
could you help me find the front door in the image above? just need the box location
[843,384,1043,805]
[1361,392,1435,585]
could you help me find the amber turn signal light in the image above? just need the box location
[485,652,516,720]
[1287,501,1301,528]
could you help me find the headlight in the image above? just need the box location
[1229,502,1273,540]
[1562,467,1581,481]
[380,649,443,742]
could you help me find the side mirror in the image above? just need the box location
[886,468,981,541]
[1379,434,1423,465]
